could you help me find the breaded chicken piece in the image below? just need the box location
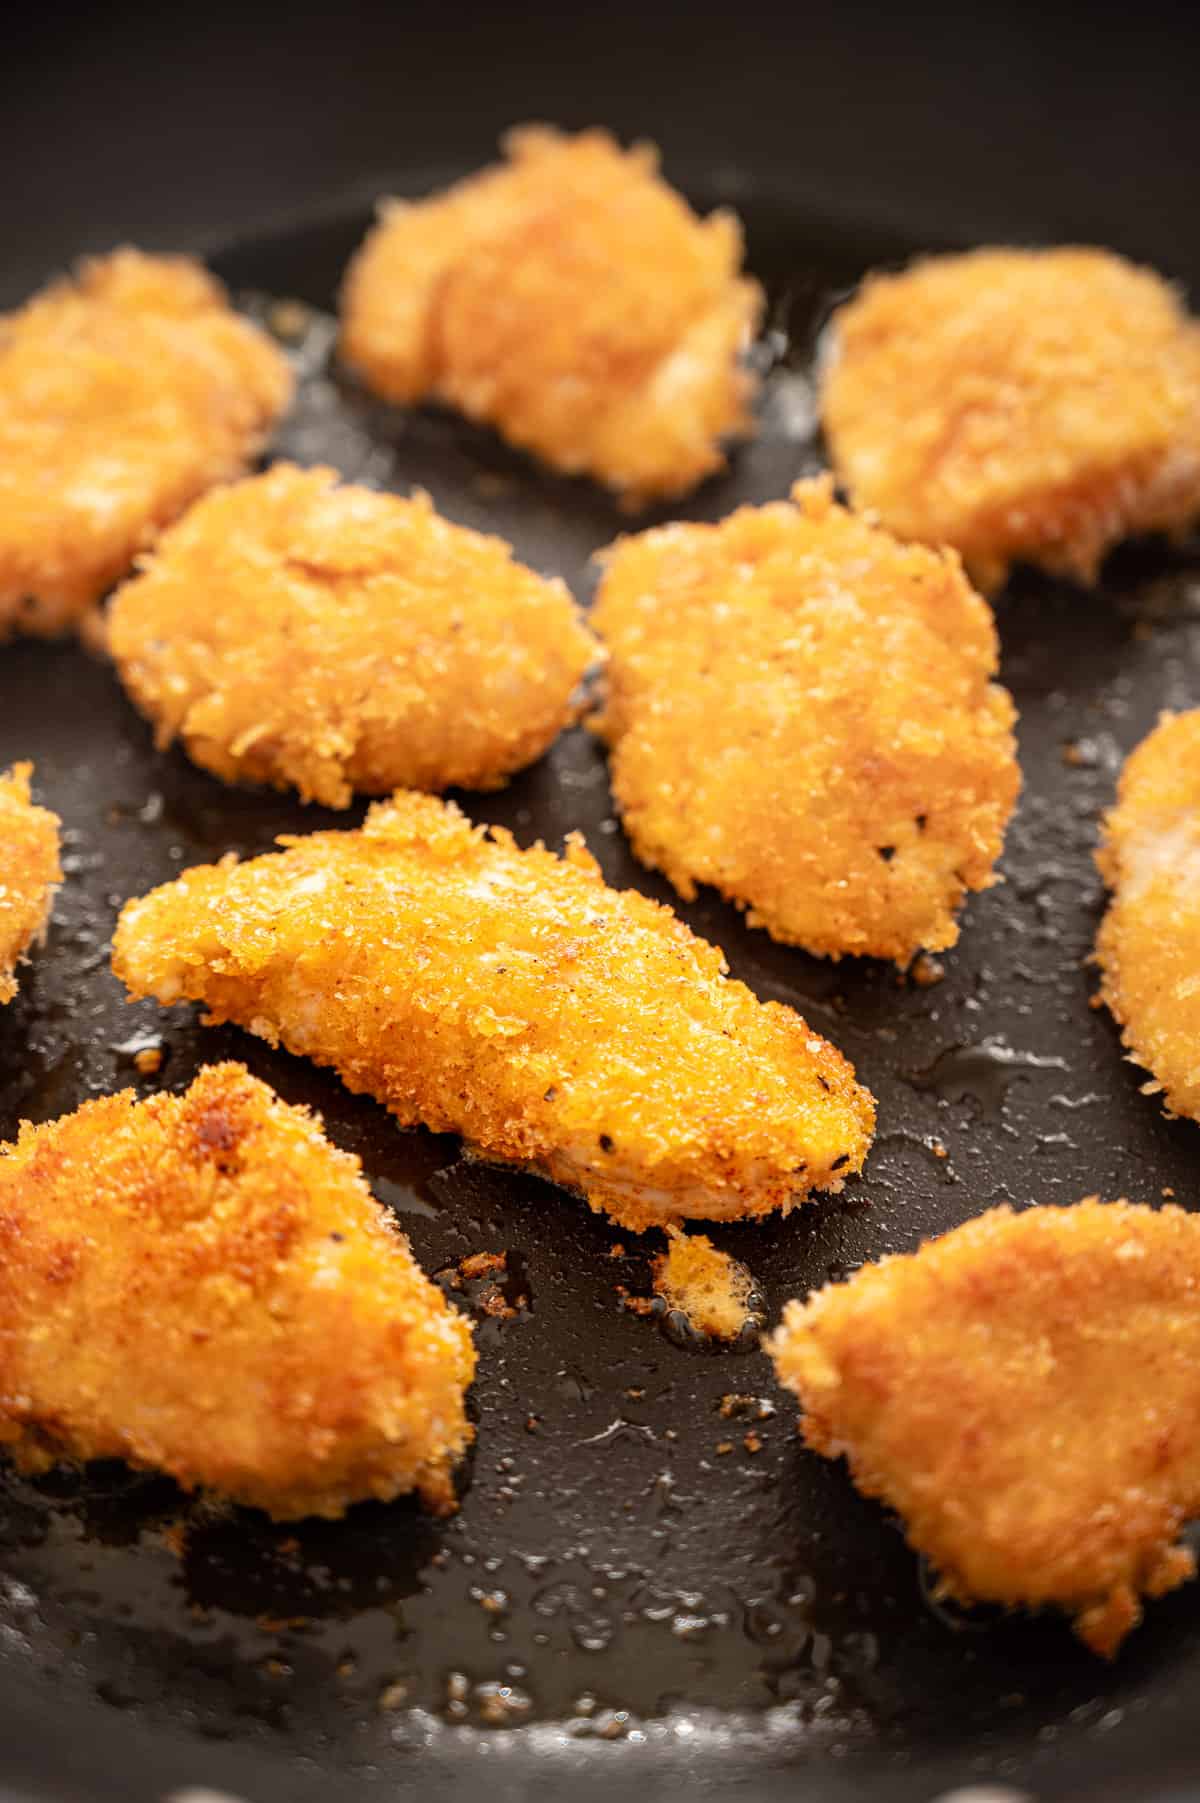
[770,1199,1200,1657]
[592,478,1019,965]
[0,763,62,1003]
[820,247,1200,592]
[1096,709,1200,1120]
[111,791,874,1232]
[0,1063,474,1518]
[0,249,292,635]
[340,127,762,502]
[107,462,596,807]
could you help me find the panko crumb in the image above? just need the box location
[592,477,1020,964]
[820,247,1200,592]
[0,1062,475,1518]
[0,762,62,1004]
[770,1199,1200,1656]
[340,126,762,502]
[112,789,874,1233]
[108,462,596,807]
[651,1228,759,1343]
[1096,708,1200,1121]
[0,249,292,636]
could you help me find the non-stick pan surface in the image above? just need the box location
[4,140,1200,1803]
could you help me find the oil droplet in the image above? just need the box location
[908,1038,1068,1115]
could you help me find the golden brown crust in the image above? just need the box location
[592,478,1019,964]
[769,1199,1200,1655]
[107,462,596,807]
[340,127,762,502]
[0,1062,475,1517]
[0,249,293,635]
[1095,709,1200,1120]
[820,247,1200,591]
[112,790,874,1233]
[0,762,62,1003]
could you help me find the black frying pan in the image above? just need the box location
[4,5,1200,1799]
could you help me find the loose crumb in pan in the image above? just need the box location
[0,1062,475,1518]
[820,246,1200,592]
[0,249,292,635]
[650,1228,758,1343]
[340,126,762,502]
[108,462,596,807]
[770,1198,1200,1655]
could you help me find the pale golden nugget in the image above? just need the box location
[0,250,292,635]
[1096,709,1200,1120]
[770,1200,1200,1656]
[821,248,1200,591]
[108,463,595,807]
[0,1063,474,1517]
[112,791,874,1232]
[593,479,1019,964]
[0,762,62,1003]
[341,127,762,501]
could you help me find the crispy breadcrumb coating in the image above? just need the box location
[770,1199,1200,1656]
[112,791,874,1233]
[0,1063,474,1517]
[0,763,62,1004]
[107,462,596,807]
[651,1229,757,1342]
[1096,709,1200,1120]
[820,247,1200,591]
[340,127,762,502]
[592,478,1019,964]
[0,249,293,635]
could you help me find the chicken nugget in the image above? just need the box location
[107,462,596,807]
[820,247,1200,592]
[340,127,762,502]
[0,1062,474,1517]
[770,1199,1200,1656]
[112,791,874,1233]
[0,249,292,636]
[1095,709,1200,1120]
[0,762,62,1003]
[591,478,1019,965]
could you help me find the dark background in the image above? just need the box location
[4,0,1198,307]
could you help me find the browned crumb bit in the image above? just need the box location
[930,1138,949,1160]
[378,1680,409,1711]
[1062,741,1088,768]
[743,1431,763,1454]
[133,1045,164,1075]
[460,1250,507,1280]
[909,952,946,989]
[160,1520,187,1558]
[715,1440,735,1456]
[524,1415,540,1434]
[616,1284,658,1318]
[609,1242,626,1258]
[268,298,312,341]
[718,1393,776,1421]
